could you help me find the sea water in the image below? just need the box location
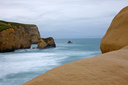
[0,38,101,85]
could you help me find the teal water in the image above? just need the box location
[0,38,101,85]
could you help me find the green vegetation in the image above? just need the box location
[0,21,13,32]
[0,20,36,32]
[0,26,12,32]
[9,22,36,28]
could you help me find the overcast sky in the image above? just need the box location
[0,0,127,38]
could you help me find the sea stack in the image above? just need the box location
[67,40,72,44]
[100,6,128,53]
[42,37,56,48]
[37,37,56,48]
[37,38,47,48]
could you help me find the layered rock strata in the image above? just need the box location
[0,28,31,52]
[42,37,56,48]
[19,25,40,44]
[100,6,128,53]
[37,38,47,48]
[0,20,41,52]
[38,37,56,48]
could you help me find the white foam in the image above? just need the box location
[0,52,67,78]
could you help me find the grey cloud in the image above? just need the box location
[0,0,128,38]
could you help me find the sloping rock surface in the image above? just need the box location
[23,46,128,85]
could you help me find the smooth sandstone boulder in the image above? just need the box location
[100,6,128,53]
[23,46,128,85]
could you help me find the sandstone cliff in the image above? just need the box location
[0,28,31,52]
[1,20,41,44]
[18,25,40,44]
[23,46,128,85]
[0,20,40,52]
[0,20,56,52]
[100,6,128,53]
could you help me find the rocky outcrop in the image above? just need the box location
[0,20,40,44]
[0,20,41,52]
[23,46,128,85]
[19,25,40,44]
[37,37,56,49]
[0,28,31,52]
[0,20,56,52]
[8,22,40,44]
[100,6,128,53]
[18,25,40,44]
[42,37,56,48]
[67,40,72,44]
[37,38,47,48]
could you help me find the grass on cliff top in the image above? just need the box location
[0,22,13,32]
[0,20,36,32]
[10,22,36,27]
[0,20,35,26]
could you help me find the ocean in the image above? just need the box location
[0,38,101,85]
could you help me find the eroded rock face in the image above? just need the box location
[0,28,31,52]
[100,6,128,53]
[37,38,47,48]
[0,20,40,44]
[0,20,41,52]
[37,37,56,49]
[43,37,56,48]
[19,25,40,44]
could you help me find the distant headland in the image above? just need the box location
[0,20,56,52]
